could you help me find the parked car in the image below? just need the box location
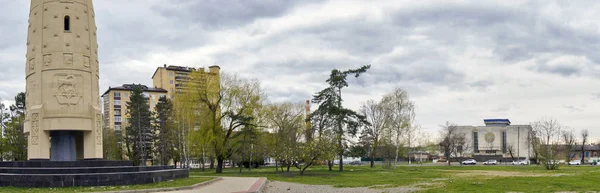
[349,161,362,166]
[461,159,477,165]
[511,160,528,165]
[547,160,559,165]
[482,160,497,165]
[568,160,581,165]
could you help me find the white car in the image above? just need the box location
[568,160,581,165]
[511,160,528,165]
[483,160,497,165]
[461,159,477,165]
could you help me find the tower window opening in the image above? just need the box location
[64,16,70,31]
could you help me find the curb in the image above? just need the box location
[232,177,268,193]
[96,177,223,193]
[248,177,267,193]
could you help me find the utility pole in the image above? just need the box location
[518,127,520,162]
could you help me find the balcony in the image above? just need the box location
[175,76,189,80]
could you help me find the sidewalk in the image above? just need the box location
[162,177,266,193]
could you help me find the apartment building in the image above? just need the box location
[101,65,220,159]
[101,84,167,146]
[152,64,220,97]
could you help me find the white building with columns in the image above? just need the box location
[455,119,532,161]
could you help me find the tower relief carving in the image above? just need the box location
[44,54,52,66]
[83,56,90,68]
[31,113,39,145]
[29,58,36,71]
[54,74,82,107]
[96,114,102,145]
[64,53,73,66]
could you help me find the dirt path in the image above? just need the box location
[263,181,420,193]
[161,177,265,193]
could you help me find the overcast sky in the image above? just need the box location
[2,0,600,140]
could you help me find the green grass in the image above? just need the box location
[0,177,214,193]
[192,165,600,192]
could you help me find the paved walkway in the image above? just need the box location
[162,177,266,193]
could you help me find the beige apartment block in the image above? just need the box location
[152,64,220,97]
[24,0,102,161]
[101,84,167,149]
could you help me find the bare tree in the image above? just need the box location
[405,125,420,165]
[438,122,468,166]
[532,117,563,170]
[562,129,576,161]
[581,129,589,163]
[381,88,415,169]
[360,99,390,168]
[507,145,516,160]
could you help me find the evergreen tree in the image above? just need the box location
[155,96,174,165]
[4,93,27,161]
[124,86,155,166]
[0,101,8,160]
[311,65,371,172]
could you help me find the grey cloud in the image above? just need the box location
[493,103,516,112]
[152,0,318,30]
[529,62,581,77]
[592,93,600,100]
[385,2,600,77]
[470,80,493,90]
[562,105,584,112]
[0,2,29,100]
[268,87,312,104]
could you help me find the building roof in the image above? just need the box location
[151,64,221,79]
[101,84,167,97]
[152,64,193,79]
[571,145,600,151]
[484,119,511,126]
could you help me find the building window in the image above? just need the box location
[473,132,479,153]
[170,72,173,77]
[170,80,174,84]
[114,100,121,105]
[114,92,121,97]
[115,125,121,131]
[115,116,122,122]
[502,131,507,153]
[586,152,590,158]
[124,93,129,98]
[170,88,174,92]
[64,16,70,31]
[594,152,598,157]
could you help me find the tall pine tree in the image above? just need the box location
[311,65,371,172]
[125,86,155,166]
[155,96,174,166]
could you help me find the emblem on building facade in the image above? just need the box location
[485,132,495,143]
[54,74,81,106]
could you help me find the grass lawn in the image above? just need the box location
[192,164,600,192]
[0,177,214,193]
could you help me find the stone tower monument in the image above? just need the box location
[24,0,102,161]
